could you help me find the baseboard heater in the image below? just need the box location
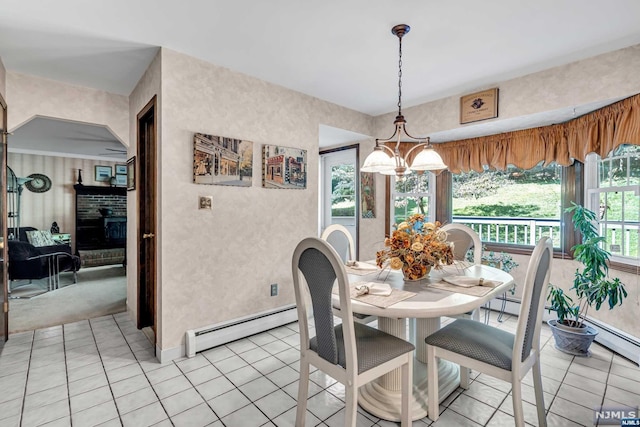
[486,297,640,366]
[185,304,298,358]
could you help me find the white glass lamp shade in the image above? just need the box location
[361,148,395,173]
[380,157,406,175]
[410,147,447,171]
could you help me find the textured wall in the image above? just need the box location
[127,51,162,333]
[6,72,129,146]
[7,152,122,251]
[158,48,372,352]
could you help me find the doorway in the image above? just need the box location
[320,146,359,258]
[136,97,157,338]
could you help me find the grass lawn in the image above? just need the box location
[453,182,561,218]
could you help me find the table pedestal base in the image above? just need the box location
[358,357,459,422]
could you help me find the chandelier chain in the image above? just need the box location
[397,35,403,116]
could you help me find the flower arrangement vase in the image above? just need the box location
[402,265,431,281]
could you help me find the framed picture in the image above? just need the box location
[126,157,136,191]
[193,133,253,187]
[460,88,499,124]
[360,172,375,218]
[115,164,127,175]
[95,165,112,182]
[115,174,127,186]
[262,144,307,189]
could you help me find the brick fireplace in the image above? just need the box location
[74,184,127,266]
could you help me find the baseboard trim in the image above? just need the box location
[485,297,640,366]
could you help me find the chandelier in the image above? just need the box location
[361,24,447,178]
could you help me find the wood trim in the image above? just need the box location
[136,95,157,333]
[384,175,391,237]
[435,171,452,224]
[1,93,8,340]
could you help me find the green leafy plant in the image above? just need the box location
[547,203,628,328]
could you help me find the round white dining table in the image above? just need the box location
[334,263,515,422]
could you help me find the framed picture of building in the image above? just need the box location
[193,133,253,187]
[262,144,307,189]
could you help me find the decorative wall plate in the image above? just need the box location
[25,173,52,193]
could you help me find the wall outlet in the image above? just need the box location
[270,283,278,296]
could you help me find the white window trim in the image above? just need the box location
[390,173,436,231]
[585,152,640,266]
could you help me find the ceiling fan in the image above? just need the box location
[99,148,127,156]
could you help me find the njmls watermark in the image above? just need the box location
[594,406,639,425]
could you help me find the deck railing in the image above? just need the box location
[452,216,561,247]
[452,216,639,258]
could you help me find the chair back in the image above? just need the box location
[320,224,355,263]
[292,237,356,366]
[514,237,553,364]
[441,223,482,264]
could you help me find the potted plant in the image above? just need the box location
[547,203,627,356]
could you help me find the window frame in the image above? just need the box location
[431,162,582,259]
[585,150,640,271]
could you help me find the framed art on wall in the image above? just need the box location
[193,133,253,187]
[361,172,375,218]
[262,144,307,189]
[95,165,112,182]
[460,88,499,124]
[115,164,127,175]
[127,156,136,191]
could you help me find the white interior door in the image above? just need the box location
[320,148,358,257]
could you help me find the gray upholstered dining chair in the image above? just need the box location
[320,223,355,263]
[320,224,376,324]
[441,223,484,322]
[292,237,415,426]
[425,237,552,426]
[441,223,482,265]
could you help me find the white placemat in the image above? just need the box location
[333,282,416,308]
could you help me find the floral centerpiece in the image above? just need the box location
[376,214,454,280]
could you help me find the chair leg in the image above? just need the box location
[345,382,357,427]
[296,357,310,426]
[460,365,470,389]
[427,345,439,422]
[401,356,412,427]
[512,379,525,427]
[532,360,547,427]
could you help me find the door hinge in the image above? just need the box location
[3,302,8,313]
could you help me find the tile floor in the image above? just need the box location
[0,310,638,427]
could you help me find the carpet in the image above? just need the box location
[8,265,127,333]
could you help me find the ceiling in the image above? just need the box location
[1,0,640,153]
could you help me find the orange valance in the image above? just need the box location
[434,93,640,173]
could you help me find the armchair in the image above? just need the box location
[8,236,80,293]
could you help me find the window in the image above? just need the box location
[586,145,640,265]
[451,162,563,248]
[390,171,435,229]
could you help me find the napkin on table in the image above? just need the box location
[354,282,392,296]
[442,276,502,288]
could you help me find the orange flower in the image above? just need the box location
[376,214,454,278]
